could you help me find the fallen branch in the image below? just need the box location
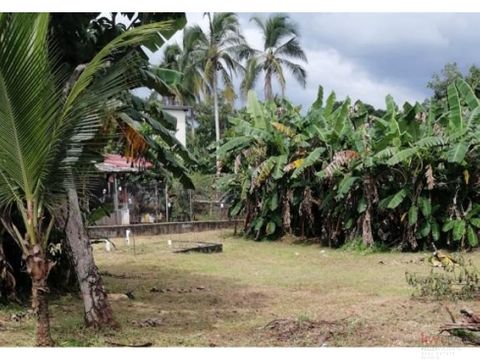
[90,238,117,250]
[441,308,480,345]
[105,340,153,347]
[460,309,480,323]
[445,305,456,323]
[441,324,480,331]
[174,242,222,254]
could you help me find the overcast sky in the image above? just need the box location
[145,12,480,110]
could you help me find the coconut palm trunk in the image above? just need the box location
[182,13,248,175]
[26,246,54,346]
[213,72,222,175]
[62,188,117,328]
[264,70,273,101]
[32,280,52,346]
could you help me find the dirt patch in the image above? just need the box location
[260,318,346,346]
[231,290,269,309]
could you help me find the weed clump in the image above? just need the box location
[406,255,480,300]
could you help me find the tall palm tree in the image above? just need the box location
[186,12,251,173]
[159,42,202,105]
[0,13,176,346]
[241,14,308,101]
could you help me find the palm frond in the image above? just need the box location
[240,57,263,98]
[0,13,60,208]
[250,16,266,34]
[275,37,307,63]
[263,14,299,49]
[278,58,307,88]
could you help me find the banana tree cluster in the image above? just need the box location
[219,79,480,251]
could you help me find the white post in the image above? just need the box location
[125,229,130,246]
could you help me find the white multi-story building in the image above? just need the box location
[162,97,190,147]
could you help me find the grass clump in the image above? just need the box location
[341,237,390,254]
[296,313,312,324]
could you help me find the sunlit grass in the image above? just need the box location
[1,229,479,346]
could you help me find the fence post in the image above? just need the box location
[165,184,169,222]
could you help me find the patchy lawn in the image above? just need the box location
[1,229,479,346]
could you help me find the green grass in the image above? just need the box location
[1,229,479,346]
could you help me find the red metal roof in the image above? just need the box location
[95,154,153,173]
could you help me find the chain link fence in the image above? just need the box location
[92,174,231,226]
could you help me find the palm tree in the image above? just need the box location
[161,43,182,70]
[186,12,251,173]
[52,14,190,331]
[0,13,176,346]
[159,42,202,105]
[241,14,308,101]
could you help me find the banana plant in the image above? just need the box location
[219,78,480,252]
[382,79,480,249]
[442,202,480,248]
[218,91,324,239]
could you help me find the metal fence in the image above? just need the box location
[93,179,231,226]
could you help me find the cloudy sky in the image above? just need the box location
[146,13,480,110]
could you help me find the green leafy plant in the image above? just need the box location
[0,13,180,346]
[218,78,480,252]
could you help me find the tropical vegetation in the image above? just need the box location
[3,11,480,349]
[219,78,480,251]
[0,12,188,346]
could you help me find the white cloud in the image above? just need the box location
[237,14,427,109]
[282,47,427,109]
[239,14,431,109]
[297,13,451,50]
[141,12,480,109]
